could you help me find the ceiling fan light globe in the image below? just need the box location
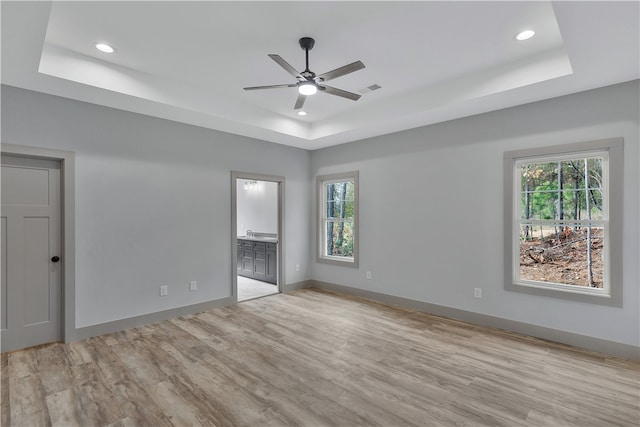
[298,83,317,96]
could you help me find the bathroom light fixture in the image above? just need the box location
[298,81,317,96]
[297,111,307,116]
[243,180,258,190]
[515,30,535,41]
[95,42,115,53]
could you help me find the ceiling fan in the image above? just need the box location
[244,37,365,110]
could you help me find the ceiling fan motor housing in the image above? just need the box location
[300,70,316,80]
[299,37,315,51]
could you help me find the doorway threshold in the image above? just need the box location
[237,276,278,302]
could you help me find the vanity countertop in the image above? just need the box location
[237,235,278,243]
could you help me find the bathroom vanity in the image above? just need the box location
[237,234,277,284]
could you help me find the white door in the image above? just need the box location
[1,155,62,352]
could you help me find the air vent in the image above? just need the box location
[357,83,382,95]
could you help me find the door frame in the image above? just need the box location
[231,172,285,302]
[1,143,76,343]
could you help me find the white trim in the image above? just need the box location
[513,150,610,295]
[0,143,77,342]
[519,219,605,226]
[512,280,610,298]
[515,150,609,165]
[316,171,359,268]
[503,138,623,306]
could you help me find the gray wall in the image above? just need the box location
[310,80,640,348]
[2,81,639,350]
[1,85,311,328]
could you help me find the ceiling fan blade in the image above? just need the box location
[320,85,361,101]
[294,93,306,110]
[317,61,365,82]
[243,84,297,90]
[268,54,306,81]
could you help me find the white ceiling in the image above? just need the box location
[2,1,638,150]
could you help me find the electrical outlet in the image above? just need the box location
[474,288,482,299]
[295,264,300,272]
[366,271,372,280]
[190,281,197,292]
[160,285,168,296]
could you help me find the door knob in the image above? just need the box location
[51,256,60,263]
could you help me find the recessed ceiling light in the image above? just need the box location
[515,30,535,41]
[297,111,307,116]
[95,43,115,53]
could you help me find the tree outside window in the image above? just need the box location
[504,139,623,305]
[317,172,359,267]
[519,156,605,288]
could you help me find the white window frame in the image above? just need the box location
[503,139,623,306]
[317,171,359,267]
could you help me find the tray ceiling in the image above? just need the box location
[2,1,638,149]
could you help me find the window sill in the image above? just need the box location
[505,280,619,306]
[318,255,358,268]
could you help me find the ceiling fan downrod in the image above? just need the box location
[299,37,315,75]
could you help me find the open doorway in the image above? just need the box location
[231,172,284,302]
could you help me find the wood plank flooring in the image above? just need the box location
[2,288,639,426]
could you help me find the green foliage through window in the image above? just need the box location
[324,181,355,257]
[520,158,603,224]
[318,171,358,266]
[517,155,606,288]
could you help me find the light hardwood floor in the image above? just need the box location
[2,288,639,426]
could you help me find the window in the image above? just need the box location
[317,171,359,267]
[504,139,623,305]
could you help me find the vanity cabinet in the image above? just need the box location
[266,243,277,284]
[253,242,266,281]
[237,238,277,284]
[241,241,254,276]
